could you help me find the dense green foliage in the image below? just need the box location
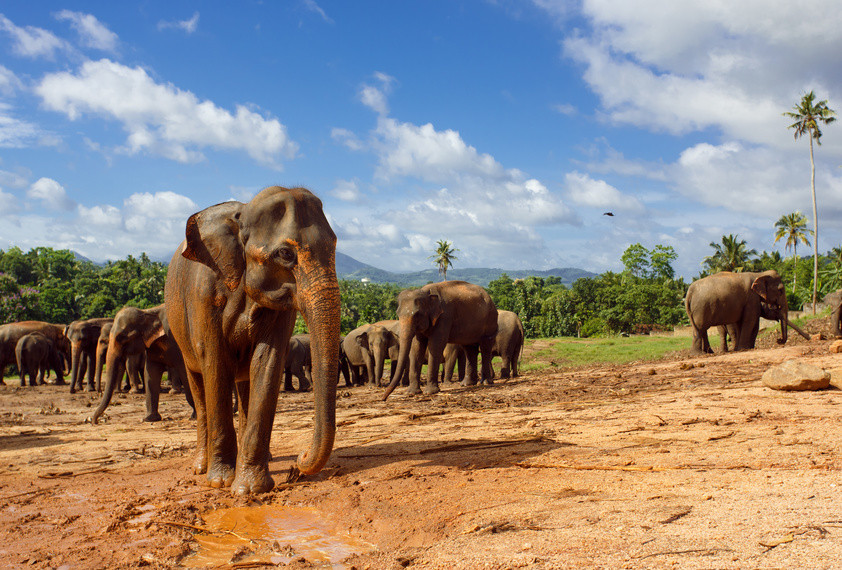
[0,247,167,325]
[487,244,687,338]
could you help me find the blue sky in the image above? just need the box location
[2,1,842,279]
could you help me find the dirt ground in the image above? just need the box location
[2,320,842,569]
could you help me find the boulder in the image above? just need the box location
[811,333,826,342]
[830,341,842,354]
[762,360,830,391]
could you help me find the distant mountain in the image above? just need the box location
[336,252,596,287]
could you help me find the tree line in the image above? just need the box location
[3,241,842,339]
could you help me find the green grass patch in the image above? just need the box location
[522,335,689,372]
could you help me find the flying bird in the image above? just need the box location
[603,212,614,216]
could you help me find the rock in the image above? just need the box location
[762,360,830,391]
[811,333,826,342]
[831,341,842,354]
[828,368,842,389]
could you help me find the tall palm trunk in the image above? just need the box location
[810,135,818,313]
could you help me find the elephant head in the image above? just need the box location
[181,186,341,478]
[751,271,788,345]
[385,286,444,398]
[356,324,399,385]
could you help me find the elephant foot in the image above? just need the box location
[69,387,76,394]
[206,461,236,488]
[170,387,183,394]
[132,387,146,394]
[143,413,162,422]
[193,451,208,475]
[422,383,441,395]
[461,377,478,387]
[231,464,274,495]
[53,378,65,385]
[86,386,97,393]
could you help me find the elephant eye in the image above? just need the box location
[275,247,296,265]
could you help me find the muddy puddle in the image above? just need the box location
[184,505,373,568]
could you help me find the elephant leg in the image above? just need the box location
[283,369,294,392]
[143,360,165,422]
[457,349,466,383]
[85,352,97,391]
[424,339,443,395]
[203,362,238,488]
[463,345,480,387]
[500,352,511,379]
[184,368,210,476]
[717,325,729,353]
[301,365,312,391]
[479,336,494,385]
[407,336,427,395]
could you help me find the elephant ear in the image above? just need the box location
[427,287,444,327]
[355,332,370,350]
[182,201,245,291]
[142,317,167,350]
[751,274,775,303]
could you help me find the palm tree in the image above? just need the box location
[703,234,758,273]
[773,211,813,292]
[784,91,836,312]
[429,239,459,281]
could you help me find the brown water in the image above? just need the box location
[184,505,373,567]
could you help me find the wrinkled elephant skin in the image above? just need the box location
[685,270,788,354]
[166,186,341,495]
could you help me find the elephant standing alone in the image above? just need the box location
[166,186,341,495]
[685,270,788,354]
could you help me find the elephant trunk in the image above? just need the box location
[69,342,82,392]
[383,318,413,400]
[90,342,125,425]
[778,297,789,345]
[371,345,386,386]
[294,272,341,476]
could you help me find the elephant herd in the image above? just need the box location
[0,187,828,496]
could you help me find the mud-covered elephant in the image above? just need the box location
[166,186,341,494]
[385,280,498,398]
[90,305,192,424]
[0,321,70,385]
[284,334,312,392]
[66,317,112,393]
[685,270,788,354]
[93,322,145,394]
[15,332,65,386]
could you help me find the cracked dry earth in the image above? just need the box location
[1,331,842,568]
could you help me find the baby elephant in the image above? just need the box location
[15,332,64,387]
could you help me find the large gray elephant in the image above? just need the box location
[66,317,112,393]
[15,332,64,386]
[385,280,498,398]
[685,270,788,354]
[90,305,193,424]
[166,186,341,495]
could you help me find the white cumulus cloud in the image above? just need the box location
[565,171,644,212]
[36,59,299,167]
[26,177,76,210]
[0,14,70,58]
[54,10,118,52]
[158,12,200,34]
